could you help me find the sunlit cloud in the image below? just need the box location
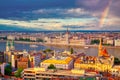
[0,18,98,30]
[0,16,119,31]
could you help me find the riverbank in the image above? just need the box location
[0,40,120,49]
[0,40,44,45]
[45,43,120,49]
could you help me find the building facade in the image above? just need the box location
[30,54,41,67]
[114,39,120,46]
[17,57,29,69]
[4,40,15,63]
[22,68,98,80]
[74,39,114,72]
[41,57,73,69]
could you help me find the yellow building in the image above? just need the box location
[74,38,114,72]
[41,57,73,69]
[71,69,85,74]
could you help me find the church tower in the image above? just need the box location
[10,40,15,50]
[65,27,69,45]
[6,40,15,52]
[5,39,15,62]
[98,38,102,57]
[6,40,11,52]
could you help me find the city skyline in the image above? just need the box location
[0,0,120,31]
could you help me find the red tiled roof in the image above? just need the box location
[19,57,28,62]
[101,48,109,57]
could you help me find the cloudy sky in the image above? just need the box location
[0,0,120,31]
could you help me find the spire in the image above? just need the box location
[98,38,102,56]
[66,27,69,44]
[66,27,69,34]
[6,40,10,47]
[99,38,102,49]
[11,40,14,46]
[67,27,68,32]
[6,40,10,51]
[6,40,9,46]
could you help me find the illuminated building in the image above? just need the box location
[74,38,114,72]
[6,40,15,52]
[110,65,120,76]
[106,39,114,45]
[11,50,30,69]
[114,39,120,46]
[41,56,73,69]
[65,27,70,45]
[11,55,15,68]
[46,28,90,46]
[41,51,73,69]
[4,39,15,63]
[22,68,98,80]
[17,57,29,69]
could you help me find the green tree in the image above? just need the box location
[48,64,56,69]
[114,57,120,65]
[5,63,12,76]
[14,68,23,78]
[19,38,31,42]
[70,48,74,54]
[91,39,100,44]
[37,39,44,42]
[43,48,52,53]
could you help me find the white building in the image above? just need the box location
[7,35,15,40]
[114,39,120,46]
[106,39,114,45]
[0,63,8,75]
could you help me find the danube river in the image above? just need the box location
[0,42,120,59]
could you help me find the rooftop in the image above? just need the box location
[42,57,72,64]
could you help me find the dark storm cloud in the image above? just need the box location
[0,0,119,18]
[110,0,120,17]
[76,0,110,11]
[0,0,76,10]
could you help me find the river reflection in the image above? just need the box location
[0,42,120,59]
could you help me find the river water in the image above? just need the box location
[0,42,120,59]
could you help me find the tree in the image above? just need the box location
[114,57,120,65]
[14,68,23,78]
[91,39,100,44]
[43,48,52,53]
[48,64,56,69]
[70,48,74,54]
[37,39,44,42]
[5,63,12,76]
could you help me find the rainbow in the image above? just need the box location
[99,0,112,27]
